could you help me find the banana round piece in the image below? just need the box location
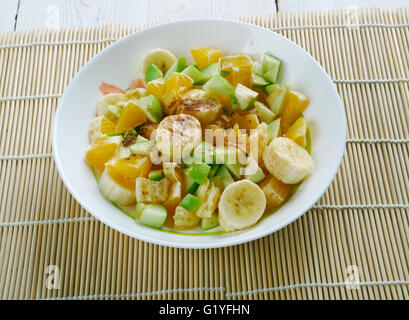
[173,89,223,126]
[155,114,202,162]
[96,93,127,117]
[263,137,313,184]
[218,180,266,232]
[98,170,136,206]
[143,48,177,74]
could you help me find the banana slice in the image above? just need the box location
[96,93,127,118]
[98,170,136,206]
[155,114,202,162]
[173,89,223,126]
[143,48,177,74]
[218,180,266,232]
[263,137,313,184]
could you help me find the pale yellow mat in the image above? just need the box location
[0,8,408,300]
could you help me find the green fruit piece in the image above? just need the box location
[182,65,204,84]
[250,73,270,89]
[179,194,203,212]
[266,83,289,115]
[208,164,221,178]
[164,57,186,80]
[262,53,281,83]
[242,158,266,183]
[193,141,215,164]
[185,163,211,185]
[148,169,165,181]
[130,140,154,156]
[267,118,281,142]
[254,101,275,123]
[138,204,167,229]
[211,165,234,190]
[214,148,243,179]
[136,95,164,122]
[198,62,220,84]
[252,61,263,75]
[203,74,236,104]
[129,203,147,219]
[234,84,259,111]
[145,63,163,83]
[200,215,219,230]
[265,83,279,95]
[183,168,199,194]
[116,145,133,159]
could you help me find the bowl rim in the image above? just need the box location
[52,18,346,249]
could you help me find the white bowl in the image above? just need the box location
[52,19,346,249]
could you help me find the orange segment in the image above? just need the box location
[146,79,166,104]
[100,117,116,134]
[86,136,121,173]
[190,47,223,70]
[220,55,253,87]
[89,116,116,141]
[286,117,308,148]
[115,101,148,133]
[106,155,152,189]
[163,73,194,113]
[281,90,309,133]
[228,113,260,133]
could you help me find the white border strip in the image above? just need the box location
[1,23,408,50]
[1,204,407,227]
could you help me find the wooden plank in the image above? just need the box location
[0,0,19,32]
[15,0,277,31]
[278,0,409,12]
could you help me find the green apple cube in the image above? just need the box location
[179,194,203,212]
[265,83,279,95]
[164,57,186,80]
[130,140,154,156]
[211,165,234,190]
[183,168,199,194]
[116,145,133,159]
[252,61,264,75]
[242,158,266,183]
[129,203,146,219]
[185,163,211,185]
[136,95,164,122]
[198,62,220,84]
[193,141,215,164]
[214,148,243,178]
[203,74,237,104]
[208,164,221,178]
[250,73,270,89]
[266,83,289,115]
[138,204,167,229]
[182,65,204,84]
[267,118,281,141]
[262,53,281,83]
[200,215,219,230]
[148,169,165,181]
[234,84,259,110]
[254,101,275,124]
[145,63,163,83]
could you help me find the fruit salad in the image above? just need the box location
[85,47,314,233]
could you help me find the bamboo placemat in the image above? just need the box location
[1,8,409,300]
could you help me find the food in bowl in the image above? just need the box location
[85,47,313,233]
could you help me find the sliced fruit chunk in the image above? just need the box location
[193,141,216,164]
[262,53,281,83]
[285,117,308,148]
[265,83,279,95]
[234,84,259,110]
[96,93,127,118]
[214,148,244,179]
[106,155,152,189]
[254,101,275,124]
[134,177,170,203]
[203,74,236,105]
[98,170,136,206]
[145,79,166,104]
[218,180,266,232]
[201,215,219,230]
[195,181,221,218]
[130,140,155,156]
[139,204,167,229]
[179,194,203,212]
[267,118,281,142]
[219,55,253,87]
[136,95,163,123]
[89,116,116,141]
[198,62,220,84]
[183,168,199,194]
[85,136,121,173]
[247,122,269,164]
[267,83,289,115]
[145,63,163,83]
[155,114,202,162]
[210,165,234,190]
[228,113,260,132]
[252,61,263,75]
[263,137,313,184]
[185,163,211,185]
[130,203,146,219]
[163,72,194,112]
[143,48,177,74]
[115,101,148,133]
[173,206,200,229]
[242,157,266,183]
[208,164,220,178]
[259,175,292,208]
[148,169,165,181]
[181,65,204,84]
[190,47,223,70]
[280,90,310,133]
[164,181,183,221]
[164,57,186,80]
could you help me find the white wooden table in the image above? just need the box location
[1,0,408,32]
